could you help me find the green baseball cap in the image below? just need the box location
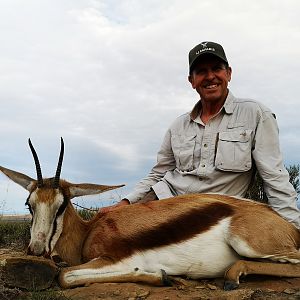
[189,41,228,73]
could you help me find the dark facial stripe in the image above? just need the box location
[101,202,234,260]
[25,195,33,216]
[48,193,69,253]
[56,193,69,217]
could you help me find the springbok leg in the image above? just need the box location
[59,258,171,288]
[224,260,300,290]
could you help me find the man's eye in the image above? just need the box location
[195,69,206,74]
[213,65,225,72]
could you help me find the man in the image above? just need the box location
[102,41,300,229]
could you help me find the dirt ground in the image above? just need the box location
[62,276,300,300]
[60,276,300,300]
[1,248,300,300]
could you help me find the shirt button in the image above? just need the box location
[201,164,206,168]
[203,143,208,147]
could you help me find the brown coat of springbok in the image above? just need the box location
[1,138,300,290]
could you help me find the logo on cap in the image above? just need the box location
[200,42,208,48]
[195,43,215,56]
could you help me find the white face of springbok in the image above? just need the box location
[0,138,123,257]
[26,185,67,256]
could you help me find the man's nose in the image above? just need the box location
[205,68,215,79]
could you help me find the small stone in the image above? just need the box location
[207,283,217,290]
[130,291,138,297]
[283,288,296,294]
[138,290,150,297]
[176,285,185,290]
[113,289,121,296]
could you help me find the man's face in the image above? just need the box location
[188,55,232,104]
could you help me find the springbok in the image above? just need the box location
[1,138,300,290]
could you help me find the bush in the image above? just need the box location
[76,208,97,221]
[245,164,300,203]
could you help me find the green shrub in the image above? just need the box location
[76,208,97,221]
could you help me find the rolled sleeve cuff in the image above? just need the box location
[123,192,143,204]
[124,181,175,203]
[152,181,174,200]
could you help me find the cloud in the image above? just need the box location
[0,0,299,213]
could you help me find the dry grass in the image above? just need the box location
[0,220,30,249]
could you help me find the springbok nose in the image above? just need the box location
[27,242,46,257]
[27,247,46,256]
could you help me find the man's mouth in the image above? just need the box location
[205,84,218,89]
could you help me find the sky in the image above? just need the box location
[0,0,299,214]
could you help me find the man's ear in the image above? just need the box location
[227,66,232,82]
[188,74,195,89]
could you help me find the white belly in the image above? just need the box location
[61,218,241,287]
[124,218,240,278]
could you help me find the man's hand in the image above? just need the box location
[99,199,130,213]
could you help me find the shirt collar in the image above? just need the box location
[190,90,235,121]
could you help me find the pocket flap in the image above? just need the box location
[219,130,251,143]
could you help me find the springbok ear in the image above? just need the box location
[69,183,125,199]
[0,166,35,191]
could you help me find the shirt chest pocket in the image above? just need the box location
[171,134,196,171]
[215,130,252,172]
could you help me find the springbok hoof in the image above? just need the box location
[161,269,173,286]
[223,280,239,291]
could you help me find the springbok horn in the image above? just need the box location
[28,138,43,187]
[53,137,64,188]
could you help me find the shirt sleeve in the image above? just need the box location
[252,110,300,229]
[124,128,176,203]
